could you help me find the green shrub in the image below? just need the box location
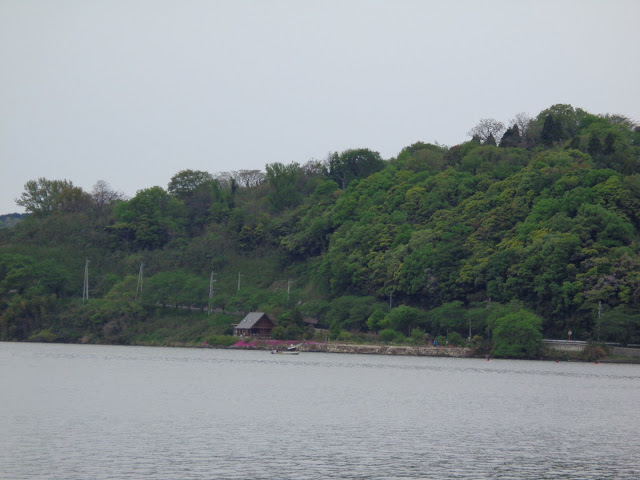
[411,328,426,345]
[314,330,328,342]
[27,329,58,343]
[447,331,464,346]
[435,335,448,346]
[380,328,399,343]
[336,331,353,342]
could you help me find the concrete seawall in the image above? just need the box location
[543,340,587,353]
[611,346,640,358]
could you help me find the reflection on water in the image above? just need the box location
[1,342,639,479]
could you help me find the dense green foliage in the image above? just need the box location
[2,105,640,357]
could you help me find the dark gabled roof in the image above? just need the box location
[235,312,272,330]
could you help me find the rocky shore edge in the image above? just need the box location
[226,340,472,357]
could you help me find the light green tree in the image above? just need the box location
[16,178,90,215]
[491,309,543,358]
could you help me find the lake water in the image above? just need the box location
[1,343,639,479]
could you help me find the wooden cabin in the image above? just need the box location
[233,312,275,338]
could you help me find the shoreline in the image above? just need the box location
[231,340,473,357]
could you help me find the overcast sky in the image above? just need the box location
[1,0,639,214]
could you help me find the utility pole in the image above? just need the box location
[597,300,602,342]
[287,279,293,306]
[135,263,144,302]
[237,272,243,291]
[208,271,217,315]
[389,292,393,311]
[82,258,89,302]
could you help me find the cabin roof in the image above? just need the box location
[235,312,272,329]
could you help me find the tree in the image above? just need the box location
[326,148,385,189]
[491,309,543,358]
[467,118,506,145]
[383,305,424,335]
[509,112,535,147]
[15,178,89,215]
[112,186,185,249]
[167,169,214,199]
[484,133,497,146]
[499,124,521,148]
[538,104,587,139]
[91,180,126,216]
[272,309,308,340]
[540,114,563,146]
[395,143,446,173]
[587,135,602,155]
[603,132,616,155]
[233,170,265,188]
[265,162,302,210]
[425,301,466,336]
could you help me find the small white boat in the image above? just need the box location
[271,344,301,355]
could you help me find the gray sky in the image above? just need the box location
[1,0,639,215]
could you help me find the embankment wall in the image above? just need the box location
[611,346,640,358]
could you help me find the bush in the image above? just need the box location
[435,335,448,346]
[582,343,609,361]
[380,328,400,343]
[447,331,464,346]
[314,330,328,342]
[411,328,426,345]
[336,331,353,342]
[27,329,59,343]
[470,335,492,355]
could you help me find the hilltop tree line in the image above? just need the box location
[2,104,640,357]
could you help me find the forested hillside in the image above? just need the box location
[2,104,640,354]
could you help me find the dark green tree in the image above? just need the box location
[484,133,497,146]
[327,148,385,189]
[603,132,616,155]
[587,135,602,155]
[112,186,185,249]
[167,169,214,199]
[540,115,563,146]
[499,124,521,148]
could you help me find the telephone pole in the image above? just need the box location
[208,271,217,315]
[82,258,89,302]
[135,263,144,302]
[237,272,243,291]
[597,300,602,342]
